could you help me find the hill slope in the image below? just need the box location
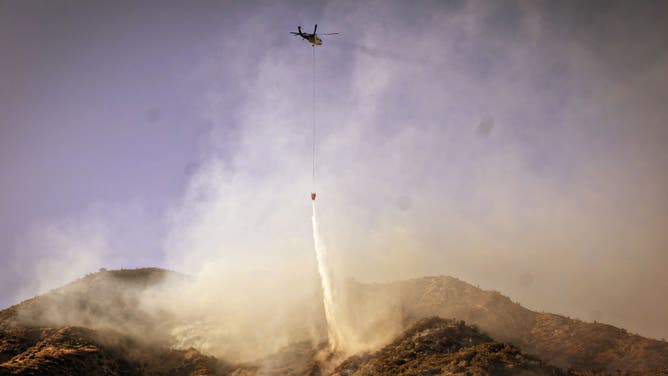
[346,276,668,372]
[0,268,249,375]
[0,268,182,332]
[333,317,565,376]
[2,268,668,374]
[0,325,237,376]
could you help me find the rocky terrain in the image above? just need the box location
[0,325,237,375]
[2,268,668,375]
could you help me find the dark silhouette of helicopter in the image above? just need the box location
[290,24,339,46]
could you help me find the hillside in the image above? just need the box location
[364,276,668,372]
[2,268,668,375]
[0,325,239,375]
[0,268,183,327]
[0,268,246,375]
[333,317,565,376]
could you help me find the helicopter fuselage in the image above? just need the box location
[292,25,336,46]
[304,34,323,46]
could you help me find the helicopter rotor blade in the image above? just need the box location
[313,24,317,34]
[319,33,339,35]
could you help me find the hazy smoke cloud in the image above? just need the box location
[162,0,668,345]
[13,217,108,300]
[7,202,164,303]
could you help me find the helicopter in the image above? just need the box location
[290,24,338,46]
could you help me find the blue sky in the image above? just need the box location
[1,0,667,340]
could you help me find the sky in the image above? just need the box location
[1,0,667,340]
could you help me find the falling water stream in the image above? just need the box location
[311,202,340,350]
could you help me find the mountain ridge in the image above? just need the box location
[2,268,667,375]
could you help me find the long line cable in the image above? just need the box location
[312,45,316,192]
